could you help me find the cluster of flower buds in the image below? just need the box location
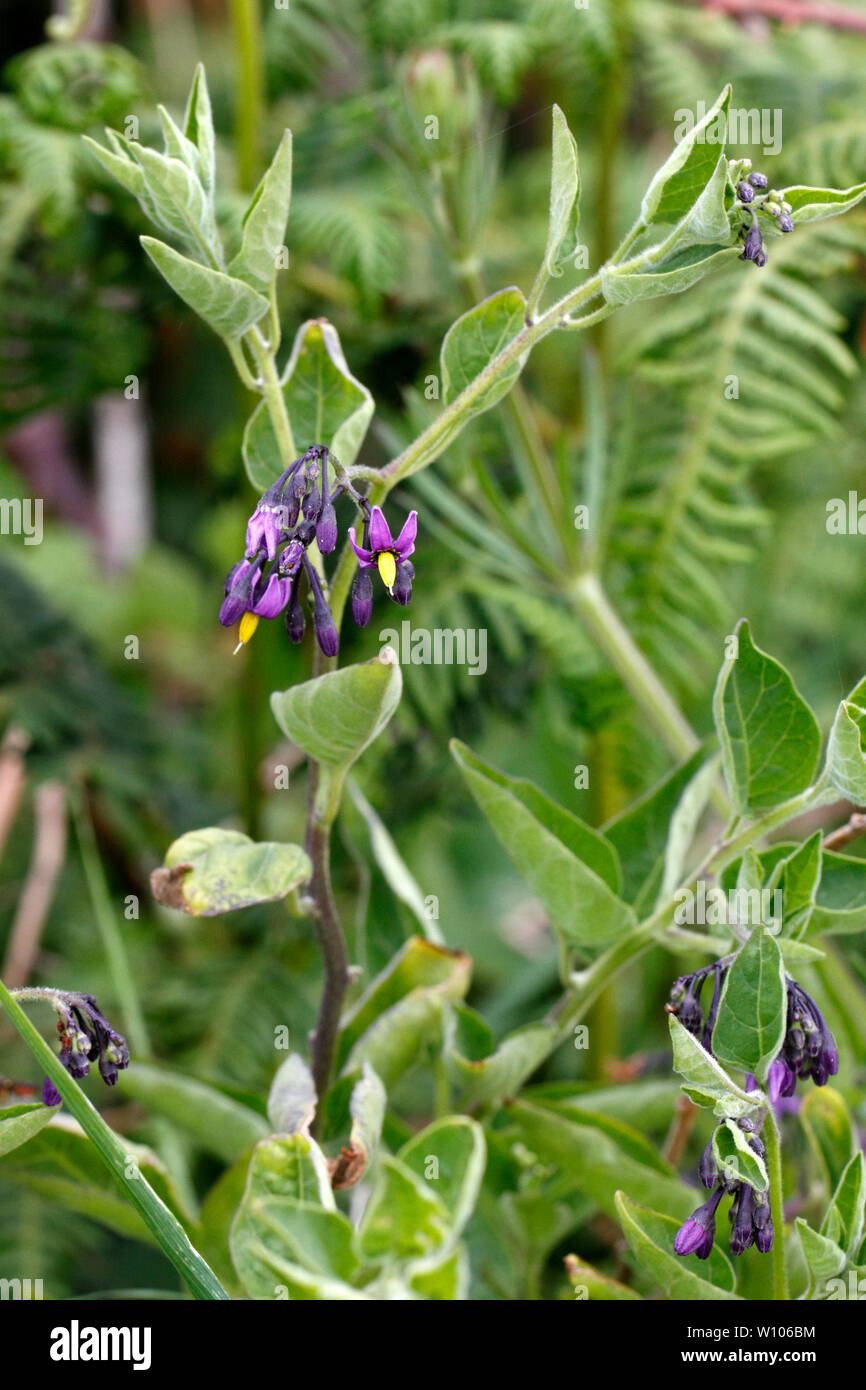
[666,960,838,1101]
[667,954,839,1260]
[41,991,130,1106]
[219,445,418,657]
[675,1122,774,1260]
[735,169,795,268]
[766,978,840,1096]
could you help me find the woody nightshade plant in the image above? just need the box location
[46,62,866,1301]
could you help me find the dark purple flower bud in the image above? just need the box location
[351,569,374,627]
[677,984,703,1036]
[730,1184,756,1255]
[286,580,305,644]
[737,1117,755,1133]
[748,171,769,189]
[753,248,767,268]
[317,501,338,554]
[699,1139,718,1190]
[392,560,414,607]
[674,1187,724,1259]
[303,558,338,658]
[303,484,322,523]
[740,223,763,262]
[42,1076,62,1107]
[755,1218,774,1254]
[778,214,794,233]
[737,181,754,203]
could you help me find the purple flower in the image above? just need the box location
[42,992,130,1103]
[349,507,418,596]
[245,501,288,561]
[674,1186,724,1259]
[737,181,755,204]
[748,171,769,189]
[767,1058,795,1103]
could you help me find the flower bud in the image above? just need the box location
[748,171,769,189]
[351,569,374,627]
[737,181,754,204]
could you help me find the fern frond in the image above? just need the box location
[611,214,866,691]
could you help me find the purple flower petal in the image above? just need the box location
[348,527,377,568]
[368,506,393,553]
[251,573,292,618]
[393,510,418,561]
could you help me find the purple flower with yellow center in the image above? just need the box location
[349,507,418,597]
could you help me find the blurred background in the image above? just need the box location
[1,0,866,1296]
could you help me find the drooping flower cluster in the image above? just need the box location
[666,960,839,1102]
[41,991,130,1107]
[735,168,795,269]
[219,445,418,656]
[674,1123,774,1260]
[666,956,839,1261]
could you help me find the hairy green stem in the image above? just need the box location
[569,572,700,761]
[763,1109,789,1300]
[0,979,228,1300]
[229,0,264,191]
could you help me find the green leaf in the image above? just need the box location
[140,237,268,338]
[543,105,580,277]
[271,649,401,784]
[397,1116,486,1239]
[615,1191,740,1300]
[237,1132,334,1211]
[712,619,821,814]
[660,754,720,899]
[440,287,528,415]
[783,182,866,227]
[0,1115,195,1245]
[183,63,215,195]
[338,937,471,1087]
[338,937,472,1064]
[508,1100,694,1220]
[822,1153,866,1261]
[640,85,731,226]
[348,779,444,943]
[131,145,219,257]
[808,850,866,937]
[602,244,741,306]
[231,1197,359,1299]
[765,832,823,938]
[712,1119,768,1192]
[450,740,635,950]
[117,1062,269,1161]
[603,747,709,910]
[711,930,786,1082]
[448,1020,557,1109]
[267,1054,316,1136]
[795,1218,847,1300]
[565,1255,642,1300]
[826,679,866,802]
[406,1246,468,1300]
[801,1087,857,1192]
[357,1155,451,1262]
[668,1015,758,1118]
[346,1062,386,1168]
[0,1101,54,1156]
[229,130,292,293]
[156,826,311,916]
[242,318,373,491]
